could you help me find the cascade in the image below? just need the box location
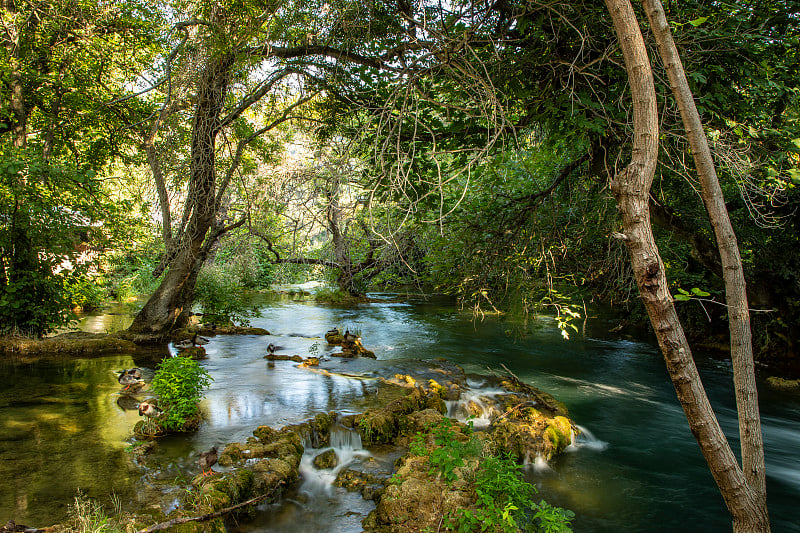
[568,424,608,451]
[298,425,369,495]
[445,385,507,429]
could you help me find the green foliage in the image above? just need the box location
[150,355,213,431]
[194,265,261,326]
[673,287,711,302]
[314,287,361,304]
[411,418,574,532]
[64,268,108,312]
[104,241,165,303]
[308,341,320,356]
[410,417,475,483]
[0,150,121,336]
[62,490,126,533]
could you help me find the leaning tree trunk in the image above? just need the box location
[604,1,769,531]
[128,55,233,337]
[642,0,769,527]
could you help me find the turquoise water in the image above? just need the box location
[0,294,797,531]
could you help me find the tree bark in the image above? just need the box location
[129,54,234,336]
[604,1,768,531]
[641,0,769,529]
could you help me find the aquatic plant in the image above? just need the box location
[150,355,213,431]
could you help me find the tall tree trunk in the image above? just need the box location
[129,55,233,336]
[325,184,361,296]
[603,1,769,531]
[642,0,769,528]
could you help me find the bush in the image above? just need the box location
[314,287,363,304]
[412,418,575,533]
[150,355,213,431]
[194,265,260,326]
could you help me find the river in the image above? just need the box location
[0,292,798,531]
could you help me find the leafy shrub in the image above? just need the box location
[150,355,213,431]
[410,417,477,482]
[194,265,260,326]
[0,150,124,336]
[104,241,164,302]
[314,287,361,304]
[64,268,107,311]
[412,418,575,532]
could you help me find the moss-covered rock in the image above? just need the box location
[334,468,385,498]
[544,415,573,455]
[0,332,138,359]
[368,453,472,533]
[766,376,800,390]
[180,346,207,359]
[339,337,376,358]
[398,409,445,437]
[312,412,333,443]
[265,353,304,362]
[325,331,344,344]
[133,409,202,439]
[356,409,397,445]
[354,388,447,445]
[313,449,339,469]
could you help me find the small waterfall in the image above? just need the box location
[445,387,506,429]
[330,425,363,450]
[568,424,608,451]
[523,451,552,472]
[298,425,369,495]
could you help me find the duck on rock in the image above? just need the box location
[138,401,163,418]
[174,333,210,351]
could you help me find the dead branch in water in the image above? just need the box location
[136,482,284,533]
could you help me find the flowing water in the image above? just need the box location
[1,293,798,531]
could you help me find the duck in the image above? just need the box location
[326,327,340,336]
[193,333,210,346]
[199,446,218,476]
[175,333,210,351]
[174,338,194,350]
[118,369,145,391]
[122,367,143,379]
[1,520,41,533]
[343,330,358,342]
[267,343,277,355]
[137,402,164,418]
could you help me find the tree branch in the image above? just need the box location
[136,482,284,533]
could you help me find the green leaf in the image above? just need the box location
[674,294,692,301]
[688,16,709,27]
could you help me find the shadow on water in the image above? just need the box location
[0,293,799,532]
